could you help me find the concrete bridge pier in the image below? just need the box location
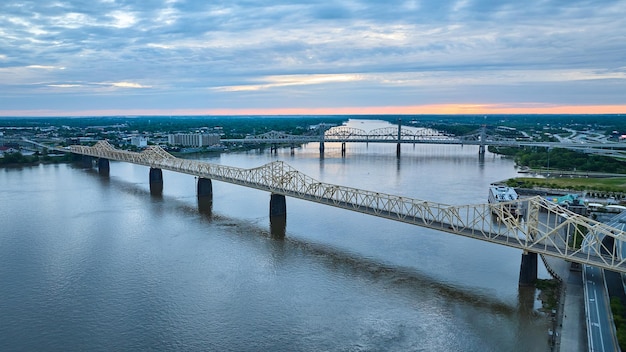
[519,251,538,286]
[149,167,164,195]
[197,178,213,215]
[396,143,401,158]
[97,158,110,176]
[197,178,213,198]
[269,194,287,238]
[341,142,346,156]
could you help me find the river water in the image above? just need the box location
[0,120,551,351]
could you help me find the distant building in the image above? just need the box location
[130,136,148,148]
[0,146,18,155]
[167,133,220,147]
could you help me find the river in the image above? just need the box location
[0,119,551,351]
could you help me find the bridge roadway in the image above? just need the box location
[70,140,626,275]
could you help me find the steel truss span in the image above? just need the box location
[72,141,626,273]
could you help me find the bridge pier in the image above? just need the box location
[97,158,110,176]
[270,194,286,217]
[341,142,346,156]
[197,177,213,198]
[197,178,213,215]
[519,251,538,286]
[269,194,287,238]
[149,168,163,195]
[396,143,401,158]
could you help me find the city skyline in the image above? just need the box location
[2,0,626,117]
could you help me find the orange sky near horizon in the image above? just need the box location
[2,104,626,117]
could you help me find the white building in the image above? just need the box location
[130,136,148,147]
[168,133,220,147]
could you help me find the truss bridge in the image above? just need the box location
[71,141,626,281]
[220,124,626,159]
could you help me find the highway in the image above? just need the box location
[583,211,626,351]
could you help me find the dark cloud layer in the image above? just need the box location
[1,0,625,114]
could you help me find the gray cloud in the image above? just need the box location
[1,0,625,114]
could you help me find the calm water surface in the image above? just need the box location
[0,120,551,351]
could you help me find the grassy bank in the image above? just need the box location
[505,177,626,194]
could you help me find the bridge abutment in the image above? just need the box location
[149,168,163,195]
[519,251,538,286]
[98,158,110,176]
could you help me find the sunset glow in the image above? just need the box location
[2,104,625,118]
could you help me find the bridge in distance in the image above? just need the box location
[70,140,626,285]
[220,125,626,159]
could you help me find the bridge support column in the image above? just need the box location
[270,194,286,217]
[341,142,346,156]
[396,143,401,158]
[519,251,538,286]
[197,178,213,215]
[197,177,213,198]
[269,194,287,238]
[319,141,325,155]
[97,158,110,176]
[479,124,486,156]
[149,168,163,195]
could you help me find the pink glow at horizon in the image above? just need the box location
[2,104,626,117]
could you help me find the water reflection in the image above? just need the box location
[197,197,213,217]
[270,215,287,239]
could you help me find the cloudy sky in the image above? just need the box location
[1,0,626,116]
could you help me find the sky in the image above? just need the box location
[1,0,626,117]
